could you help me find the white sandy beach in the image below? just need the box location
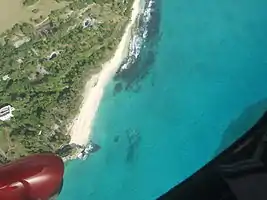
[69,0,142,146]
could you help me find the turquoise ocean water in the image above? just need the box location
[58,0,267,199]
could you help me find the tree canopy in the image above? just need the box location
[0,0,133,163]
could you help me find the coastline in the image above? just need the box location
[69,0,142,146]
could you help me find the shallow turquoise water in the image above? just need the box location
[58,0,267,199]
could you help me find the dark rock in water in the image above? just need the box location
[113,82,123,95]
[143,50,155,69]
[126,129,140,145]
[114,135,120,143]
[125,129,141,163]
[78,141,101,160]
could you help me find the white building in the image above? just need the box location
[0,105,15,121]
[2,75,10,81]
[82,17,95,28]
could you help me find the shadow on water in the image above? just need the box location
[113,135,120,143]
[125,129,141,163]
[113,0,162,95]
[215,98,267,157]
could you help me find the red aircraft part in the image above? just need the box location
[0,154,64,200]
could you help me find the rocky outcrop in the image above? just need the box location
[55,143,85,162]
[56,141,101,162]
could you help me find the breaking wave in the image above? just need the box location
[119,0,155,72]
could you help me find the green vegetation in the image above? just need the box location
[23,0,39,6]
[32,9,40,13]
[0,0,133,163]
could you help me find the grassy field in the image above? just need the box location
[0,128,27,162]
[0,0,67,33]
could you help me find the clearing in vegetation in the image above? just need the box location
[0,0,67,33]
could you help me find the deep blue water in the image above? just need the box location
[58,0,267,199]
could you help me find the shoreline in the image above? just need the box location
[69,0,142,146]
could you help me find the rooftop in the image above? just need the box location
[0,105,15,121]
[2,75,10,81]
